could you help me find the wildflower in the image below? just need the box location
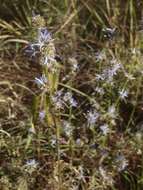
[75,138,84,146]
[95,74,105,81]
[62,74,70,81]
[95,87,104,95]
[111,64,121,75]
[87,109,99,125]
[56,89,63,98]
[63,120,72,137]
[50,135,57,147]
[24,158,39,174]
[52,98,63,109]
[28,125,36,134]
[104,59,121,81]
[63,92,77,107]
[100,124,109,135]
[35,74,48,88]
[115,154,128,171]
[39,110,46,120]
[102,68,112,81]
[68,57,79,72]
[72,62,78,72]
[108,105,117,119]
[110,59,121,74]
[63,92,72,102]
[95,51,106,62]
[69,98,77,107]
[38,28,52,47]
[25,159,38,168]
[97,61,121,84]
[119,89,128,100]
[52,90,64,109]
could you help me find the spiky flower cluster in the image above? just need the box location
[29,15,59,90]
[51,90,77,110]
[96,58,122,85]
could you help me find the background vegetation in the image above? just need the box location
[0,0,143,189]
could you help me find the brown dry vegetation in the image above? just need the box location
[0,1,143,190]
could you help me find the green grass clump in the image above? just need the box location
[0,1,143,190]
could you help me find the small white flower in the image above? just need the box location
[108,59,121,77]
[87,110,99,125]
[115,154,128,171]
[24,159,39,174]
[52,90,64,109]
[63,92,72,102]
[69,98,77,107]
[54,100,63,109]
[107,105,117,119]
[29,126,36,134]
[63,92,77,107]
[72,63,78,72]
[50,135,57,147]
[63,121,72,137]
[95,51,106,62]
[95,60,121,84]
[108,105,115,114]
[39,110,46,120]
[25,159,38,168]
[111,63,121,75]
[75,138,83,146]
[100,124,109,135]
[35,74,48,88]
[95,74,105,81]
[119,89,128,100]
[95,87,104,95]
[69,57,79,72]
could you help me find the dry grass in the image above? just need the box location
[0,1,143,190]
